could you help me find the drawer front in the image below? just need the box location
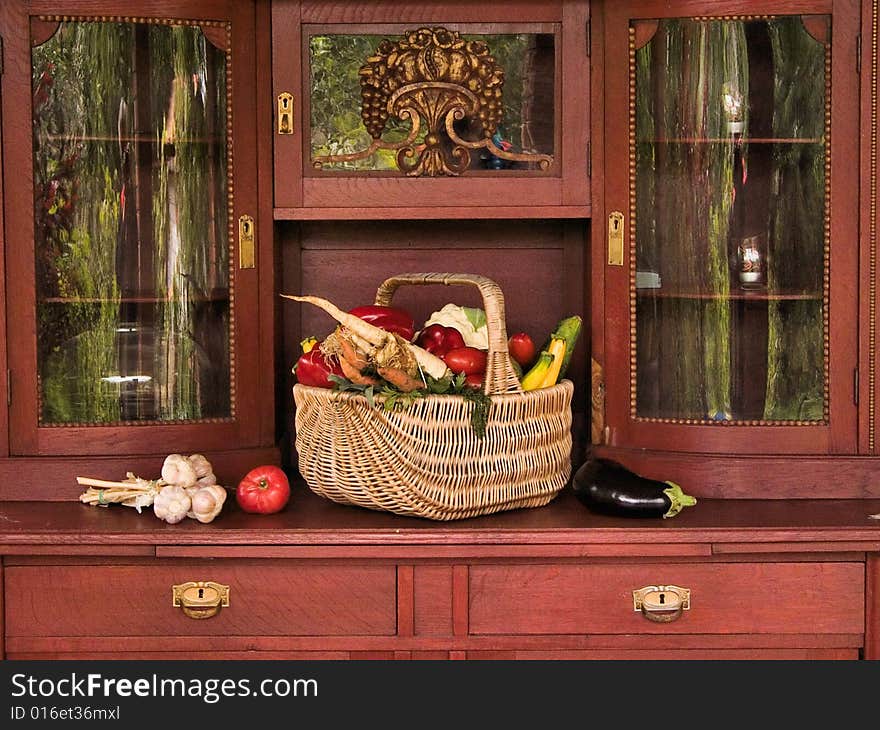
[6,562,397,638]
[466,649,860,660]
[469,562,864,636]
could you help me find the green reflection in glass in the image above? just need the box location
[32,21,230,424]
[633,16,826,422]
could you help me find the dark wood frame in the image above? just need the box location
[598,0,863,482]
[271,0,590,218]
[0,0,276,462]
[0,0,877,662]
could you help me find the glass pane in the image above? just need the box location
[633,16,827,422]
[308,28,556,173]
[32,20,230,424]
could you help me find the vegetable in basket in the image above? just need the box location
[507,332,536,369]
[422,303,489,350]
[415,323,466,357]
[294,342,344,389]
[443,346,487,377]
[521,315,582,391]
[282,293,450,379]
[349,304,416,341]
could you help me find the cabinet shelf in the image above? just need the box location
[636,289,821,302]
[44,134,223,145]
[638,137,823,145]
[273,204,591,221]
[39,293,229,304]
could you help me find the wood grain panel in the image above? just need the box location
[274,206,591,220]
[299,1,562,24]
[592,446,880,499]
[302,178,564,210]
[469,562,864,636]
[0,447,280,501]
[7,651,351,660]
[6,631,862,655]
[0,562,4,660]
[6,562,397,637]
[867,554,879,660]
[413,566,453,636]
[466,648,858,660]
[294,220,577,355]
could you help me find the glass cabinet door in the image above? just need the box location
[3,2,261,455]
[271,0,590,212]
[602,2,859,454]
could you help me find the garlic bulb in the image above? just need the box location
[188,453,217,487]
[153,485,192,525]
[188,484,227,524]
[161,454,198,489]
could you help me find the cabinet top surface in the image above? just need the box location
[1,486,879,547]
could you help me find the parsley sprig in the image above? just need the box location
[327,371,492,439]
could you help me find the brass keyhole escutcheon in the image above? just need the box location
[172,581,230,620]
[632,584,690,623]
[277,92,294,135]
[238,214,255,270]
[608,211,625,266]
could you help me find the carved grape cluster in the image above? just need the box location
[358,27,505,140]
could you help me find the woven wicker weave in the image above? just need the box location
[292,273,574,520]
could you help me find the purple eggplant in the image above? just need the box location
[572,458,697,519]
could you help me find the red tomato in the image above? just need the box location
[507,332,536,369]
[416,324,466,356]
[443,346,487,376]
[236,465,291,514]
[464,373,484,390]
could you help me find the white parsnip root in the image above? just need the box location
[282,293,450,379]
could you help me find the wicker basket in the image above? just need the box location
[292,273,573,520]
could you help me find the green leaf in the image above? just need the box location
[462,306,487,331]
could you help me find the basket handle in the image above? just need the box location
[374,273,523,396]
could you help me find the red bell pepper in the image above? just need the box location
[415,324,466,357]
[348,305,416,341]
[294,343,343,388]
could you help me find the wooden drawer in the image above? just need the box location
[5,561,397,639]
[466,649,860,660]
[468,562,865,636]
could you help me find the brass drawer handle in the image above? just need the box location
[172,581,230,620]
[633,584,690,623]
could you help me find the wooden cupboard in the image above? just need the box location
[0,0,878,660]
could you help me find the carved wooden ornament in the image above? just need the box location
[312,27,553,176]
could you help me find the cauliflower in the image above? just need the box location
[422,304,489,350]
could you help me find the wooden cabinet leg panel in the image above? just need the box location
[397,565,415,637]
[413,566,453,637]
[452,565,469,637]
[867,554,879,660]
[0,561,4,660]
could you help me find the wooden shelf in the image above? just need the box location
[40,293,229,304]
[636,288,821,302]
[274,205,591,221]
[639,137,823,145]
[43,134,223,145]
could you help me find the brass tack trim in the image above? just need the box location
[870,0,878,451]
[629,26,638,418]
[822,41,832,425]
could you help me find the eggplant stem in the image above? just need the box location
[662,482,697,518]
